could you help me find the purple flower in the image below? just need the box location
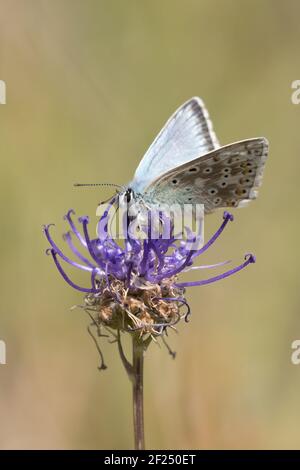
[43,201,255,347]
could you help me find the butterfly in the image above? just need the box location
[122,97,268,214]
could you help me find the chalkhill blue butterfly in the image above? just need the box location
[77,97,268,215]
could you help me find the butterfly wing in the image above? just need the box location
[131,97,219,193]
[142,138,269,213]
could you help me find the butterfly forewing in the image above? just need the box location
[132,97,219,193]
[143,138,268,213]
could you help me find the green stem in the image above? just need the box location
[132,337,145,450]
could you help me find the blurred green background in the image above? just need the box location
[0,0,300,449]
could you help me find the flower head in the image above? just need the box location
[43,200,255,364]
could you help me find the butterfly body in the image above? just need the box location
[124,97,268,213]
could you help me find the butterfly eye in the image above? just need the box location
[125,188,134,203]
[171,179,178,185]
[203,167,212,174]
[219,181,228,188]
[222,167,231,174]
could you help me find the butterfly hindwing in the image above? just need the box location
[143,138,268,213]
[131,97,219,193]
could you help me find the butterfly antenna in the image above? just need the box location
[74,182,123,190]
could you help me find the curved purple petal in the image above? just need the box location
[64,210,87,247]
[63,231,95,268]
[44,224,93,272]
[176,254,255,288]
[192,211,234,258]
[48,249,99,293]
